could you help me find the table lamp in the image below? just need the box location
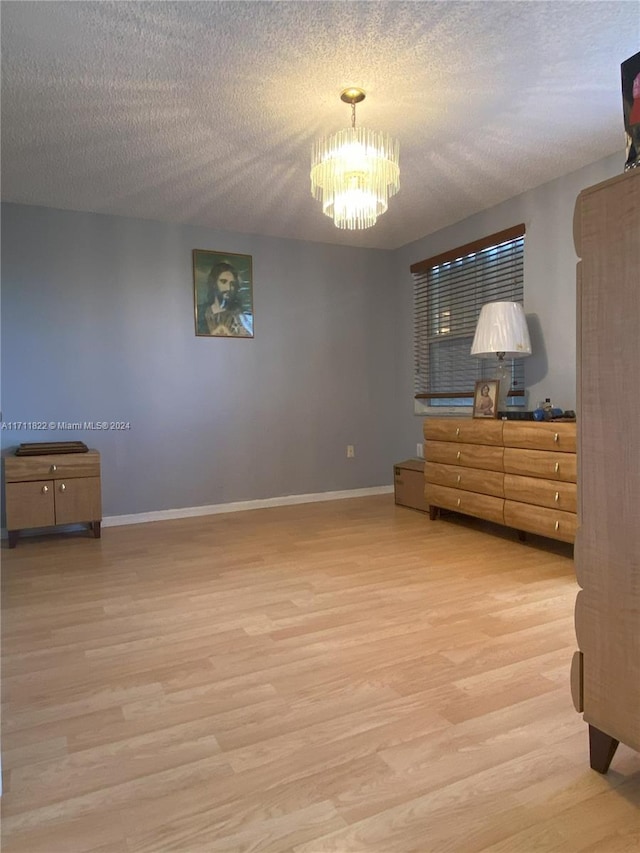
[470,301,532,413]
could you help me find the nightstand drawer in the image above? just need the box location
[4,451,100,482]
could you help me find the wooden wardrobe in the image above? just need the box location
[572,168,640,771]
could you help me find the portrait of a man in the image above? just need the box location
[193,249,254,338]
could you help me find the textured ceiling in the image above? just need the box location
[2,1,638,249]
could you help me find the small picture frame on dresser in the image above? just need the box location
[473,379,499,419]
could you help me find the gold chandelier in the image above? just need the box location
[310,88,400,230]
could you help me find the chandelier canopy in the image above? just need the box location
[310,88,400,230]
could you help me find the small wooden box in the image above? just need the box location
[394,459,428,513]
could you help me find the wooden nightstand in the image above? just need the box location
[4,450,102,547]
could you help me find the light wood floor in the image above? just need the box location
[1,495,639,852]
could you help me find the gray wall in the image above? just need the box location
[0,150,624,518]
[1,205,398,517]
[394,151,624,455]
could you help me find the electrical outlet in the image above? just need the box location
[416,443,424,458]
[346,445,355,458]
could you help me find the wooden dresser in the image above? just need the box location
[4,450,102,547]
[423,418,576,543]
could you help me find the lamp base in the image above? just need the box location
[495,358,511,412]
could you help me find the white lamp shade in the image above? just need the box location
[470,301,532,358]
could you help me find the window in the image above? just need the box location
[411,224,526,408]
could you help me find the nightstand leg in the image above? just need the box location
[91,521,101,539]
[429,506,440,520]
[8,530,18,548]
[588,724,619,773]
[517,530,527,542]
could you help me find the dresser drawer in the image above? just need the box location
[504,500,576,543]
[4,451,101,483]
[426,483,504,525]
[504,474,577,513]
[503,422,576,453]
[424,418,503,446]
[425,462,504,498]
[425,441,504,472]
[503,448,576,483]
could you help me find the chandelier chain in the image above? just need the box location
[351,102,356,129]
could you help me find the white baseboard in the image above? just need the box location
[102,485,394,528]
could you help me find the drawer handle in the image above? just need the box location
[50,464,57,472]
[456,498,461,507]
[555,521,560,531]
[41,485,49,494]
[456,451,461,461]
[554,433,559,443]
[455,427,460,437]
[59,483,66,492]
[554,462,560,473]
[456,474,461,484]
[554,491,560,502]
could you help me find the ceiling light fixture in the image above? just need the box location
[310,87,400,230]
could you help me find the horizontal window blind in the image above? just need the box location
[411,225,526,402]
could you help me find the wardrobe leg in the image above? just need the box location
[588,724,619,773]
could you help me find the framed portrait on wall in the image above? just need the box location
[193,249,254,338]
[473,379,499,419]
